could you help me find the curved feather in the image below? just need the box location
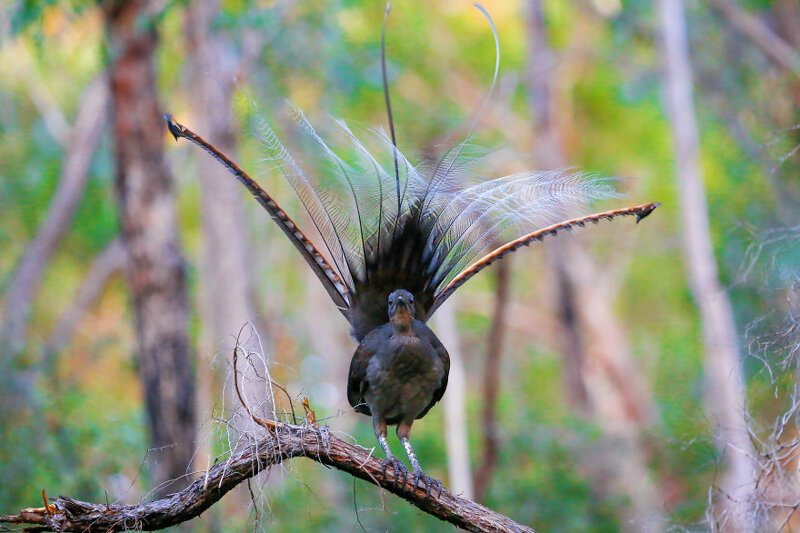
[429,202,661,314]
[163,115,350,310]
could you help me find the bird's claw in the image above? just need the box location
[381,457,407,487]
[412,470,443,499]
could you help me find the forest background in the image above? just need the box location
[1,0,799,531]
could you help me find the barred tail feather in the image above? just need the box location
[164,115,351,310]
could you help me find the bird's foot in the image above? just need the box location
[411,469,443,499]
[381,457,408,487]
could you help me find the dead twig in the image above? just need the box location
[232,343,279,432]
[302,397,317,425]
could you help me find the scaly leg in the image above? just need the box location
[374,417,406,486]
[397,423,443,498]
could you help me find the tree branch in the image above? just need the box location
[0,422,533,533]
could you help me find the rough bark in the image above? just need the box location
[0,75,108,357]
[0,421,533,533]
[473,259,510,503]
[103,0,196,492]
[657,0,756,528]
[525,1,665,529]
[433,298,475,500]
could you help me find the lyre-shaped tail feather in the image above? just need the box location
[254,112,362,293]
[424,170,618,290]
[164,115,351,311]
[429,202,660,315]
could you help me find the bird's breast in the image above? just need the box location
[381,334,441,377]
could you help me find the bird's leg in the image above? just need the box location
[374,417,406,486]
[397,423,443,498]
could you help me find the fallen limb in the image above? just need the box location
[0,421,533,532]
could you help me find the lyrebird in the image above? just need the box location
[165,4,657,495]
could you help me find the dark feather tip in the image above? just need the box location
[163,113,182,141]
[635,202,661,224]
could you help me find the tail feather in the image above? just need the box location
[255,114,358,292]
[164,115,351,310]
[429,202,661,315]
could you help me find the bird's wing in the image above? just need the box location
[164,115,351,311]
[415,326,450,420]
[347,328,385,415]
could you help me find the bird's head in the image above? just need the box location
[388,289,415,329]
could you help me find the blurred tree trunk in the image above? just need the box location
[433,299,474,500]
[103,0,196,492]
[657,0,756,528]
[525,1,664,529]
[473,259,510,503]
[184,5,267,523]
[185,0,256,357]
[184,0,262,442]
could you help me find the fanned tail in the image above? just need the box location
[166,2,661,341]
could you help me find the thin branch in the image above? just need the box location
[0,422,533,533]
[659,0,755,524]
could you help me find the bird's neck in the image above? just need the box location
[390,308,414,334]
